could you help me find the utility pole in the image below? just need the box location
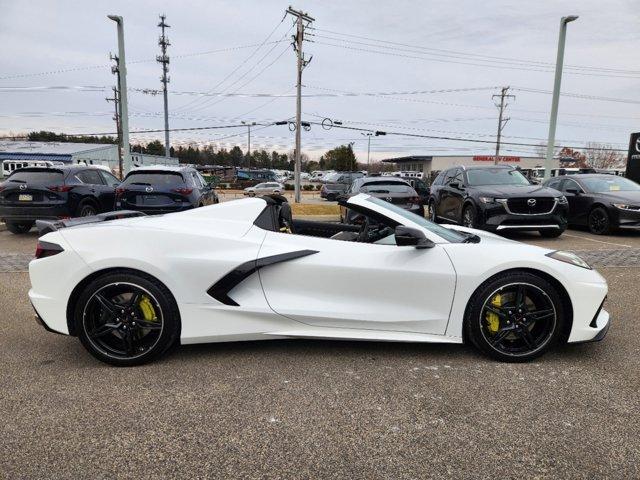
[285,6,314,203]
[105,81,123,178]
[157,14,171,159]
[242,121,256,168]
[362,132,372,172]
[492,86,515,165]
[544,15,579,180]
[107,15,131,174]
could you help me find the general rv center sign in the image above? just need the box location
[473,155,521,162]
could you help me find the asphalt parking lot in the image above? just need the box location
[1,225,639,478]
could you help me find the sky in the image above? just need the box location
[0,0,639,162]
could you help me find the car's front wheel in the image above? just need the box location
[464,271,565,362]
[462,205,477,228]
[75,271,181,366]
[588,207,611,235]
[5,221,34,234]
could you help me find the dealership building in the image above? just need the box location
[0,141,179,177]
[382,155,559,178]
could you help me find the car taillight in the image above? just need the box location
[409,196,420,204]
[47,185,73,192]
[172,188,193,195]
[0,185,5,192]
[35,241,64,259]
[115,187,127,196]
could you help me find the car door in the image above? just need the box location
[76,169,113,212]
[98,170,120,211]
[258,206,457,335]
[438,168,463,221]
[195,171,215,205]
[561,178,590,225]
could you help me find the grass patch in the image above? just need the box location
[291,203,340,216]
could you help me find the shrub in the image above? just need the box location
[284,183,294,190]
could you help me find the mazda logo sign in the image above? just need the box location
[527,198,537,207]
[145,186,154,193]
[19,184,27,190]
[385,197,393,202]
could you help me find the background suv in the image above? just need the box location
[341,177,424,223]
[428,165,568,237]
[0,165,120,234]
[320,172,365,201]
[243,182,284,197]
[115,166,218,215]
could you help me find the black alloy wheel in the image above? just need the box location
[465,272,564,362]
[462,205,476,228]
[78,202,98,217]
[588,207,611,235]
[76,272,180,366]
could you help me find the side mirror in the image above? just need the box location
[565,188,580,195]
[449,182,462,190]
[395,226,435,249]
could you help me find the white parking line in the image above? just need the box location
[562,233,633,248]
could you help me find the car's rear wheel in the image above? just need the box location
[588,207,611,235]
[464,271,565,362]
[77,200,98,217]
[428,200,437,222]
[6,221,34,234]
[75,271,180,366]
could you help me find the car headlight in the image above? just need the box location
[557,195,568,205]
[546,250,591,269]
[480,197,507,204]
[613,203,640,211]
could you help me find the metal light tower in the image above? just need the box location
[107,15,131,174]
[242,121,256,168]
[361,132,372,172]
[544,15,578,180]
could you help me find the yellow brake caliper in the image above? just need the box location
[138,295,158,323]
[486,293,501,334]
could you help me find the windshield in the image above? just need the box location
[8,169,65,184]
[361,182,412,194]
[364,196,467,242]
[122,171,185,187]
[466,168,530,186]
[581,176,640,193]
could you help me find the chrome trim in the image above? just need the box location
[496,224,560,230]
[497,198,558,216]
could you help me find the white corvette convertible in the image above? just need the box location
[29,194,609,366]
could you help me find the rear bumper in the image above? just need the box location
[0,204,72,222]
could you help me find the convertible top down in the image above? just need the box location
[29,193,609,366]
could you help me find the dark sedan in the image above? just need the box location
[544,174,640,234]
[115,166,218,215]
[340,177,424,223]
[0,165,120,234]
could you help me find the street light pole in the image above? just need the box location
[544,15,578,181]
[242,121,256,168]
[361,132,372,172]
[107,15,131,174]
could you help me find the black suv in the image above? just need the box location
[0,165,121,234]
[115,166,218,215]
[428,165,568,237]
[341,177,424,223]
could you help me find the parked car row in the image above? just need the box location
[0,165,218,234]
[426,164,640,237]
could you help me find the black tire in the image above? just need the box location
[539,228,565,238]
[462,204,477,228]
[464,271,565,362]
[326,193,337,202]
[588,206,611,235]
[6,221,34,234]
[75,271,181,366]
[428,200,437,222]
[77,200,98,217]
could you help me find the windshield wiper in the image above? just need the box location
[461,233,481,243]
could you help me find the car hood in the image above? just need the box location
[592,191,640,204]
[469,184,559,198]
[442,224,524,246]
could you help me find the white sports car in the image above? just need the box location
[29,194,609,366]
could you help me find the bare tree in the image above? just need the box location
[584,142,624,169]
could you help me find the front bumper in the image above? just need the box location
[613,207,640,229]
[479,203,568,232]
[570,308,610,344]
